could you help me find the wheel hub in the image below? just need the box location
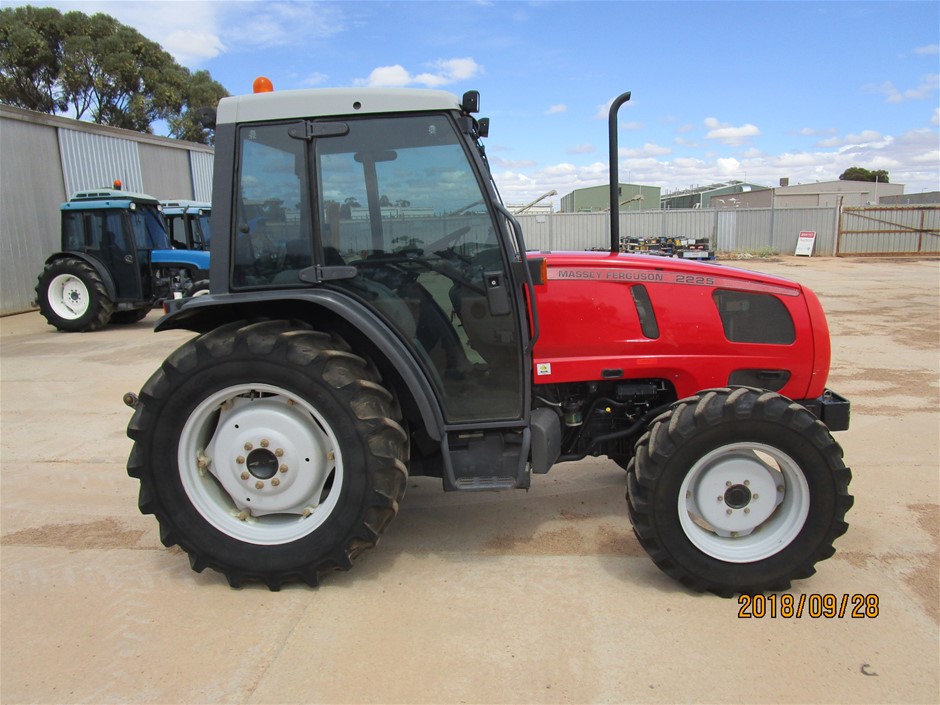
[201,394,335,517]
[724,483,752,509]
[48,273,90,319]
[246,448,279,480]
[685,451,784,537]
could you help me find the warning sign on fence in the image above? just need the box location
[795,230,817,256]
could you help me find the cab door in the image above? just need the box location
[315,115,525,424]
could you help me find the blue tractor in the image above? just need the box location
[161,199,212,251]
[35,187,210,332]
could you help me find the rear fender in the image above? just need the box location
[155,289,446,441]
[44,251,116,300]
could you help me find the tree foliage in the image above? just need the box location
[0,6,227,143]
[839,167,890,183]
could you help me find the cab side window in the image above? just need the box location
[233,125,309,287]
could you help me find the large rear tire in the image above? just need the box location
[127,320,409,590]
[626,387,852,596]
[35,257,113,332]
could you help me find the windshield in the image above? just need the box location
[129,206,171,250]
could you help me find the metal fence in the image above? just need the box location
[516,207,841,256]
[836,206,940,256]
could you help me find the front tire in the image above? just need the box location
[626,387,852,595]
[127,320,409,590]
[35,257,113,332]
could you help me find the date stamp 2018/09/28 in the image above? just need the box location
[737,593,880,619]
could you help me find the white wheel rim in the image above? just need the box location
[178,383,344,545]
[678,442,809,563]
[48,273,90,320]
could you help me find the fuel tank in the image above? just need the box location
[529,251,831,401]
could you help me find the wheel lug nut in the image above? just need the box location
[717,496,723,502]
[236,456,245,465]
[743,480,750,486]
[777,484,785,493]
[271,478,280,487]
[279,464,288,474]
[744,508,750,514]
[255,480,264,490]
[725,481,732,487]
[275,448,284,457]
[244,442,253,451]
[261,439,269,448]
[752,493,759,500]
[726,509,732,515]
[241,472,249,481]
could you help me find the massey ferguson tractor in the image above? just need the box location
[125,81,852,595]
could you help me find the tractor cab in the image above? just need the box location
[161,200,212,250]
[61,188,170,302]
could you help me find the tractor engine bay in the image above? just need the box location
[534,379,676,462]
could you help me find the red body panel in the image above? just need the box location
[529,252,828,401]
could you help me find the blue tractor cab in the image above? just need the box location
[35,186,210,331]
[161,200,212,251]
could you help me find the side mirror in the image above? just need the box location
[461,90,480,114]
[477,117,490,138]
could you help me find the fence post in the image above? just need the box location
[834,197,844,256]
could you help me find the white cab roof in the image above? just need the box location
[216,87,462,125]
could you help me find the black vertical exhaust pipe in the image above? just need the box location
[608,91,632,253]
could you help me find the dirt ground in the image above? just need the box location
[1,256,937,705]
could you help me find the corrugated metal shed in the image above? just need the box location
[139,142,193,199]
[59,128,143,195]
[0,116,66,314]
[1,105,215,315]
[190,151,214,202]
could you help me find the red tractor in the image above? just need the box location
[126,83,852,595]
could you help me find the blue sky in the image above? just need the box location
[19,0,940,206]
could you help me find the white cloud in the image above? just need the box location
[160,29,225,63]
[619,143,672,158]
[357,65,412,88]
[28,1,348,66]
[914,44,940,55]
[716,157,741,175]
[302,72,330,87]
[224,2,346,49]
[355,58,482,88]
[817,130,892,149]
[704,117,761,147]
[545,104,568,115]
[866,74,940,103]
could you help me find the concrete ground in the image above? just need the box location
[1,256,937,705]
